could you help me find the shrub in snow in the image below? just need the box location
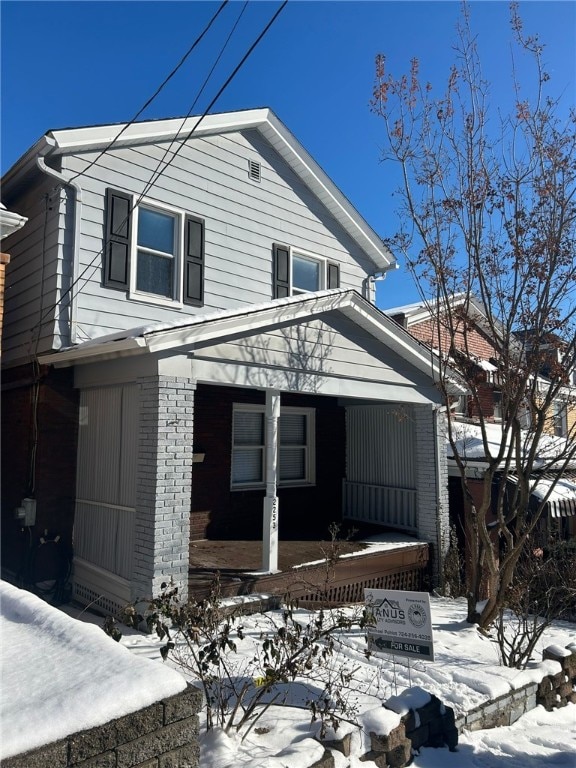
[115,576,373,741]
[494,538,576,669]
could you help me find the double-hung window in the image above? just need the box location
[104,188,204,306]
[136,206,177,298]
[273,244,340,298]
[231,405,315,488]
[553,400,568,437]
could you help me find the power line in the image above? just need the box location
[32,1,287,338]
[67,0,229,184]
[48,1,251,325]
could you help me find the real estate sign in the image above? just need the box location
[364,588,434,661]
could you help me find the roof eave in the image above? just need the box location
[4,109,394,271]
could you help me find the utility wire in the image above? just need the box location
[68,0,229,184]
[32,0,287,336]
[46,1,250,323]
[130,1,250,212]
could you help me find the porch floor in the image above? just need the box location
[189,538,368,573]
[188,531,430,604]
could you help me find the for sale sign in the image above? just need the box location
[364,588,434,661]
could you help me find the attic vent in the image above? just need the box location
[248,159,261,182]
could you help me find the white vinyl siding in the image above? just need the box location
[52,129,375,342]
[231,405,315,489]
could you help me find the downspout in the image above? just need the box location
[36,142,82,346]
[432,403,447,591]
[363,262,398,303]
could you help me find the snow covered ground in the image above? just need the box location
[1,582,575,766]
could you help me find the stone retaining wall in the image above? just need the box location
[317,644,576,768]
[3,685,203,768]
[455,644,576,733]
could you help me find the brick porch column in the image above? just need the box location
[133,376,196,602]
[414,404,450,587]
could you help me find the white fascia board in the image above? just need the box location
[46,109,270,152]
[37,289,463,394]
[345,295,466,394]
[37,337,147,367]
[1,136,53,198]
[261,112,395,271]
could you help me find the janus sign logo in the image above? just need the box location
[372,597,405,622]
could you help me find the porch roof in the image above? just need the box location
[39,289,465,397]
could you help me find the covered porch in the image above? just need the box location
[41,291,457,615]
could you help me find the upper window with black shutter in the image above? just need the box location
[273,243,339,298]
[104,188,205,307]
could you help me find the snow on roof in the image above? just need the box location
[448,421,576,516]
[0,581,187,760]
[65,288,354,349]
[448,420,573,468]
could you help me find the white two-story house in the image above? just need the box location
[1,109,458,612]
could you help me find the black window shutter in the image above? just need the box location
[327,261,340,289]
[104,189,132,290]
[183,215,204,306]
[273,243,290,298]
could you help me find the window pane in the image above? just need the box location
[293,254,320,292]
[234,411,264,445]
[138,208,175,254]
[136,251,173,297]
[280,447,305,480]
[232,448,263,483]
[280,413,306,445]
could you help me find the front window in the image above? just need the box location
[136,207,177,298]
[231,405,315,488]
[273,243,339,298]
[104,188,205,306]
[231,409,265,485]
[292,252,323,294]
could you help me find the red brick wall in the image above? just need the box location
[404,313,498,361]
[191,384,346,540]
[402,313,500,420]
[1,365,78,575]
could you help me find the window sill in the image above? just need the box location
[128,291,184,309]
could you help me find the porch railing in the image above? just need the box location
[342,480,417,533]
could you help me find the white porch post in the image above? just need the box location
[262,389,280,572]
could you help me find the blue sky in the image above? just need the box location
[1,1,574,308]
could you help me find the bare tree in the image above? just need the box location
[371,2,576,629]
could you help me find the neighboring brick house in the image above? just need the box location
[385,295,576,555]
[388,295,506,423]
[1,109,460,613]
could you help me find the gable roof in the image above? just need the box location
[384,292,526,360]
[2,108,395,272]
[385,293,488,328]
[37,288,464,394]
